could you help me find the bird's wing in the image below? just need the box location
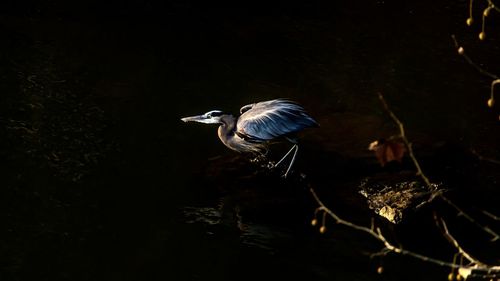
[240,103,254,114]
[236,99,318,141]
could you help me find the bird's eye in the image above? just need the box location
[209,111,223,117]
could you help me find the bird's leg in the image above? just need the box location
[283,145,298,178]
[273,144,299,177]
[274,144,297,168]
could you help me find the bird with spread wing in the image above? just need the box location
[181,99,318,177]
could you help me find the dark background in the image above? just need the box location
[1,0,500,280]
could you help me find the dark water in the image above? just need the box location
[1,1,500,280]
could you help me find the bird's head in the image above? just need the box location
[181,110,225,124]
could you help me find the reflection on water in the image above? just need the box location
[183,205,223,226]
[183,197,292,254]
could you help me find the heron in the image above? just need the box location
[181,98,318,177]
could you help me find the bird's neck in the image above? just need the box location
[217,114,236,133]
[217,114,236,145]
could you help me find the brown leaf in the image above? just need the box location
[368,138,406,167]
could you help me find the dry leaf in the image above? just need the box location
[368,138,406,167]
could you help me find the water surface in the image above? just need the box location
[1,1,500,280]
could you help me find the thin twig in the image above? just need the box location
[377,93,433,189]
[440,195,500,242]
[435,215,489,268]
[451,35,498,80]
[487,0,500,13]
[482,210,500,221]
[471,149,500,165]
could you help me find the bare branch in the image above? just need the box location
[451,35,498,80]
[311,188,460,268]
[435,215,489,268]
[377,93,433,189]
[309,92,500,278]
[440,196,500,242]
[310,187,500,276]
[377,92,500,241]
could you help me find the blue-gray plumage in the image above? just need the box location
[181,99,318,177]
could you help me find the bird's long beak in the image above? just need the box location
[181,115,205,123]
[181,115,218,124]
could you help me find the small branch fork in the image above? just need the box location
[466,0,500,41]
[309,93,500,279]
[310,188,500,279]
